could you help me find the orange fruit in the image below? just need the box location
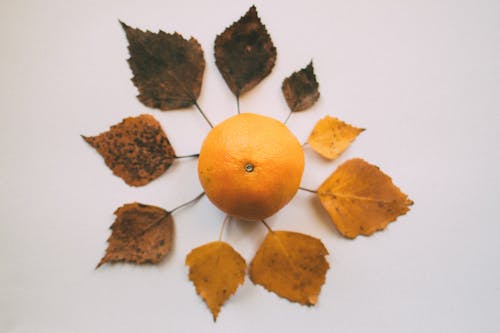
[198,113,305,221]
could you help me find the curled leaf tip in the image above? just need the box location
[118,20,128,29]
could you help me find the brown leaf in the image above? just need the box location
[214,6,277,96]
[250,231,329,305]
[282,62,320,112]
[120,21,205,110]
[318,158,413,238]
[186,241,246,321]
[97,203,173,267]
[307,116,364,160]
[83,114,175,186]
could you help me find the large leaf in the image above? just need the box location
[97,203,173,267]
[250,231,329,305]
[186,241,246,321]
[282,61,320,112]
[308,116,364,160]
[121,21,205,110]
[318,158,413,238]
[214,6,277,96]
[83,114,175,186]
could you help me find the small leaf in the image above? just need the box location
[317,158,413,238]
[214,5,277,96]
[307,115,364,160]
[97,203,173,267]
[282,61,320,112]
[83,114,175,186]
[120,21,205,110]
[250,231,329,305]
[186,241,246,321]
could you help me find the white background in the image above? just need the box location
[1,0,499,332]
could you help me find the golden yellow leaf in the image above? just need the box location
[249,231,329,305]
[186,241,246,320]
[318,158,413,238]
[307,115,364,160]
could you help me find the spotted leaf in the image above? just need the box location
[97,203,173,267]
[83,114,175,186]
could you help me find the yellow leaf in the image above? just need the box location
[318,158,413,238]
[307,115,364,160]
[185,241,246,320]
[249,231,329,305]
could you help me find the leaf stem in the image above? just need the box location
[283,110,292,124]
[174,153,200,159]
[218,215,231,241]
[194,102,214,128]
[170,192,205,214]
[299,187,317,194]
[236,95,241,114]
[260,219,273,232]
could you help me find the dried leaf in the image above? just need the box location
[97,203,173,267]
[186,241,246,321]
[83,114,175,186]
[120,21,205,110]
[250,231,329,305]
[318,158,413,238]
[214,6,277,96]
[307,116,364,160]
[282,62,320,112]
